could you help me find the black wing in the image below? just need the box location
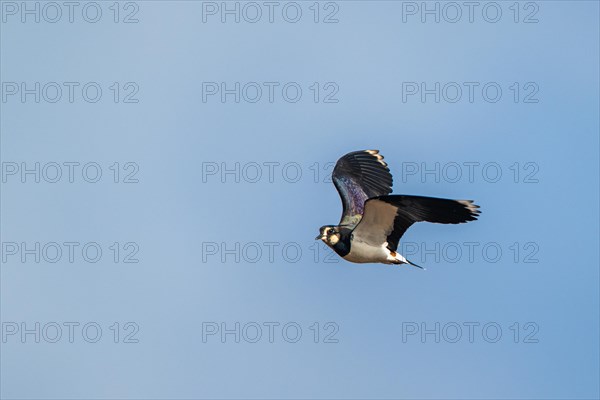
[332,150,393,227]
[352,195,481,251]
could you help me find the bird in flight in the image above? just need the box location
[316,150,480,268]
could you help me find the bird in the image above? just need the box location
[316,150,480,268]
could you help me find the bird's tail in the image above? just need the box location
[393,252,425,270]
[406,258,425,270]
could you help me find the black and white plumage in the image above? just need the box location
[316,150,480,267]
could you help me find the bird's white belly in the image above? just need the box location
[343,240,394,264]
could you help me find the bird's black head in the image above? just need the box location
[316,225,341,247]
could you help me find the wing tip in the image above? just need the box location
[363,149,388,168]
[457,199,482,222]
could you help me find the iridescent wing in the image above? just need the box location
[332,150,393,227]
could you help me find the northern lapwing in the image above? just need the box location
[316,150,480,268]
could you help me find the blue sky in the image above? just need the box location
[1,1,599,399]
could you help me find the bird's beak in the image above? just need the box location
[315,235,325,240]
